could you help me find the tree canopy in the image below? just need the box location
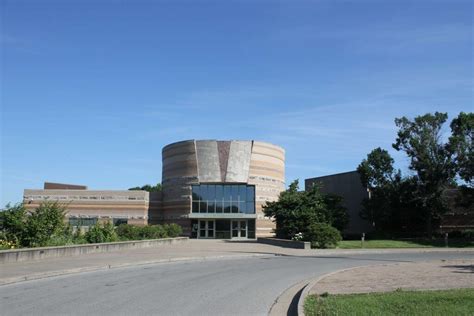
[358,111,473,236]
[128,183,162,192]
[263,180,348,239]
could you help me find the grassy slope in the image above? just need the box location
[337,239,474,249]
[305,288,474,316]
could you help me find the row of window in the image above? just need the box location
[191,184,256,214]
[68,218,128,227]
[192,200,255,214]
[26,195,145,201]
[192,184,255,202]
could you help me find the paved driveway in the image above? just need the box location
[1,248,473,316]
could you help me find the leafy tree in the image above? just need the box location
[322,194,350,231]
[357,147,397,189]
[129,183,162,192]
[85,221,118,243]
[393,112,457,235]
[449,112,474,186]
[263,180,348,239]
[0,203,28,246]
[23,201,67,247]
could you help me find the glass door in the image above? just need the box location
[198,220,215,238]
[231,220,247,239]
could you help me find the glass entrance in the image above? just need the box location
[231,220,247,239]
[198,220,215,238]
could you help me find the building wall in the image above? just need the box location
[160,140,285,236]
[305,171,372,236]
[23,189,149,225]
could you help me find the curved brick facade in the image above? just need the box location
[161,140,285,237]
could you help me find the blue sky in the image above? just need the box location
[1,0,472,205]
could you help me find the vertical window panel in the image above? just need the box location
[231,185,239,201]
[216,185,223,200]
[239,185,247,201]
[247,186,255,201]
[224,201,231,213]
[200,185,208,201]
[224,186,232,201]
[192,201,200,213]
[208,185,216,200]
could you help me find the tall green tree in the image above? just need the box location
[263,180,348,239]
[24,201,67,247]
[357,148,409,233]
[392,112,457,235]
[449,112,474,186]
[0,203,28,245]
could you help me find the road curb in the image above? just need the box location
[0,253,273,286]
[269,278,310,316]
[306,248,474,256]
[296,265,382,316]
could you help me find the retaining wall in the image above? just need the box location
[0,237,189,263]
[258,237,311,249]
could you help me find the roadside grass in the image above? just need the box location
[337,239,474,249]
[304,288,474,316]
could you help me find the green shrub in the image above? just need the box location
[23,201,67,247]
[116,224,140,240]
[0,203,28,246]
[164,223,182,237]
[85,222,118,243]
[116,224,183,240]
[304,223,342,249]
[461,229,474,240]
[139,225,167,239]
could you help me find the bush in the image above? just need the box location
[164,223,182,237]
[85,222,118,243]
[116,224,140,240]
[304,223,342,249]
[139,225,167,239]
[23,201,67,247]
[0,203,28,246]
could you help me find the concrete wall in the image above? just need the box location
[305,171,372,235]
[257,237,310,249]
[0,237,188,263]
[161,139,285,237]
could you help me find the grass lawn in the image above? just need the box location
[304,288,474,316]
[337,239,474,249]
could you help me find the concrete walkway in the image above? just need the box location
[1,240,473,285]
[308,259,474,295]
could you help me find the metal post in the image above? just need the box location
[361,233,365,248]
[445,232,449,248]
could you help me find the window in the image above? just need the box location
[113,218,128,226]
[191,184,256,214]
[69,218,97,227]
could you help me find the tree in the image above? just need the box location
[0,203,28,246]
[263,180,348,239]
[357,148,401,232]
[23,201,67,247]
[392,112,457,235]
[129,183,162,192]
[449,112,474,186]
[357,147,397,189]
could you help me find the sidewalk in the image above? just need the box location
[308,259,474,295]
[1,240,473,286]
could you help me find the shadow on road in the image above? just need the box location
[441,264,474,273]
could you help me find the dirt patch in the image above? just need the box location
[310,259,474,295]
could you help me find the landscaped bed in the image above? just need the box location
[337,239,474,249]
[304,288,474,316]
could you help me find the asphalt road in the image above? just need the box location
[1,251,473,316]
